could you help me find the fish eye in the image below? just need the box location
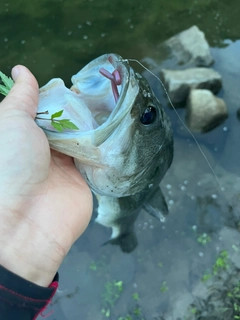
[140,106,157,125]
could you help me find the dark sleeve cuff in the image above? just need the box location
[0,265,58,320]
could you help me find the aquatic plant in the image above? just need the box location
[197,233,211,245]
[187,278,240,320]
[101,308,111,318]
[189,307,197,315]
[89,261,98,271]
[160,281,169,293]
[226,281,240,319]
[188,250,240,320]
[118,307,145,320]
[133,307,142,316]
[202,273,212,282]
[118,316,132,320]
[89,255,108,275]
[202,250,229,281]
[101,280,123,317]
[132,293,140,301]
[212,250,229,275]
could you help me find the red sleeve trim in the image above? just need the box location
[33,280,58,320]
[0,265,59,319]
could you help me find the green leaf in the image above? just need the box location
[51,109,64,119]
[0,71,14,89]
[51,121,63,132]
[0,71,14,96]
[0,84,10,96]
[58,119,79,130]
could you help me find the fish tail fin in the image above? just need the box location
[102,231,138,253]
[109,232,138,253]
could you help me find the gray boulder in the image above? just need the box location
[165,25,214,67]
[161,68,222,104]
[186,89,228,132]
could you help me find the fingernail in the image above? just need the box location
[11,66,20,81]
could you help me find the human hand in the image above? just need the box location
[0,66,92,286]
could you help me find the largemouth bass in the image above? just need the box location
[36,54,173,252]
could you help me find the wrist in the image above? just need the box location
[0,221,64,287]
[0,250,57,287]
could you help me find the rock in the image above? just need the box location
[161,68,222,104]
[186,89,228,132]
[165,25,214,67]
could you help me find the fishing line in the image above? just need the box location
[123,58,233,211]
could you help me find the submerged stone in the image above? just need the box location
[161,68,222,104]
[165,25,214,67]
[186,89,228,133]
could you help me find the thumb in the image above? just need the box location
[2,65,39,118]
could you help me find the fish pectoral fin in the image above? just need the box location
[143,186,169,222]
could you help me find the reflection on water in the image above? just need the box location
[1,1,240,319]
[1,0,240,84]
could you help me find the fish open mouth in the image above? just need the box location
[37,54,138,136]
[36,53,139,155]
